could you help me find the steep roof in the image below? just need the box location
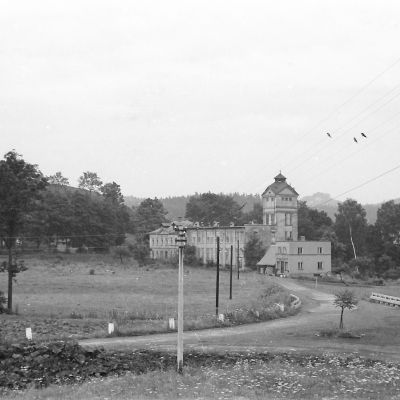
[262,173,299,196]
[257,246,276,266]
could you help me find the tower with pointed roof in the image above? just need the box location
[262,172,298,242]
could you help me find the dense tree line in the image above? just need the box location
[299,198,400,279]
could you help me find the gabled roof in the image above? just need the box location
[257,246,276,266]
[262,172,299,196]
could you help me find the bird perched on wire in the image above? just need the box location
[361,132,367,138]
[353,137,358,143]
[326,132,332,138]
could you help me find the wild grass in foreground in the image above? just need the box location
[4,352,400,400]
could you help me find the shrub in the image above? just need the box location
[112,246,132,264]
[244,234,266,270]
[184,245,202,266]
[0,291,6,313]
[382,268,400,280]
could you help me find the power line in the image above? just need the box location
[313,162,400,207]
[234,56,400,194]
[292,109,400,186]
[284,84,400,175]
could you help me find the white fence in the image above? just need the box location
[290,294,301,309]
[370,292,400,307]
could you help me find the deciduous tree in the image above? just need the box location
[0,151,47,311]
[333,289,358,329]
[298,201,332,240]
[78,171,103,193]
[334,199,368,261]
[101,182,124,205]
[185,193,243,226]
[133,198,168,238]
[48,171,69,186]
[244,234,266,270]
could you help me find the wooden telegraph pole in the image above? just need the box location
[229,244,233,300]
[237,240,240,280]
[216,236,220,316]
[174,225,187,374]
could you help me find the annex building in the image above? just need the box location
[149,173,331,276]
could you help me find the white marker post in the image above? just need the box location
[26,327,32,340]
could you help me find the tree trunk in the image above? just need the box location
[7,246,13,312]
[349,224,357,260]
[339,307,344,329]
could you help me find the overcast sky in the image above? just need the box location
[1,0,400,204]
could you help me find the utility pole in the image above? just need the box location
[174,225,187,374]
[216,236,220,316]
[229,245,233,300]
[237,240,240,280]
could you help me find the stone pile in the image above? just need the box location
[0,341,175,391]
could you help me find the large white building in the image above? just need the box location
[149,173,331,276]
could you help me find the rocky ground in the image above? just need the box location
[0,315,106,342]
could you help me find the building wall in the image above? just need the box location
[149,233,178,259]
[275,240,331,276]
[186,226,245,267]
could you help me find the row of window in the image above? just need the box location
[297,261,323,270]
[265,213,293,226]
[151,233,244,247]
[265,196,294,202]
[297,247,323,254]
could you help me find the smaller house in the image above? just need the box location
[257,238,331,277]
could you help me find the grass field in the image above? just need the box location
[0,253,289,320]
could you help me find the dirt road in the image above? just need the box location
[79,277,400,362]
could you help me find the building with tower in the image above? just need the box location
[149,173,331,276]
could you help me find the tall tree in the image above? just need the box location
[78,171,103,193]
[48,171,69,186]
[0,151,47,310]
[133,198,168,238]
[244,233,267,270]
[101,182,124,205]
[185,193,243,226]
[298,201,332,240]
[334,199,368,261]
[240,202,263,224]
[375,200,400,264]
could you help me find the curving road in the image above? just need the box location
[79,278,400,362]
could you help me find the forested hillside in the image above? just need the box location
[125,193,262,221]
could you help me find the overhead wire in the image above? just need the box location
[292,107,400,186]
[311,161,400,207]
[284,85,400,176]
[232,56,400,194]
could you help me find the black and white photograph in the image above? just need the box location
[1,1,400,399]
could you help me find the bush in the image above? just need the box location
[0,291,6,313]
[382,268,400,280]
[244,234,266,270]
[184,245,202,266]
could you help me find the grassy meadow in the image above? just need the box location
[0,253,289,322]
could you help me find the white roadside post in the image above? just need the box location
[174,224,187,374]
